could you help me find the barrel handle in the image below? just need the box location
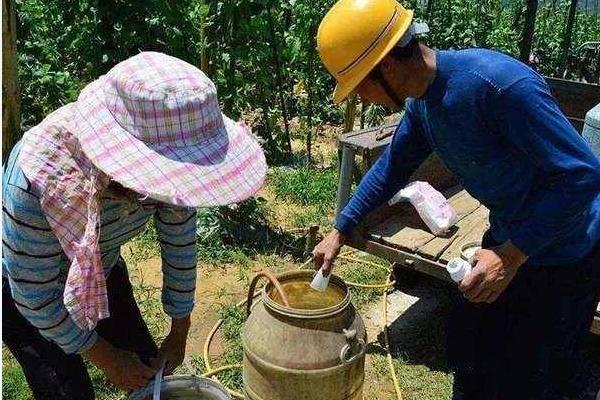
[340,329,366,364]
[246,269,290,317]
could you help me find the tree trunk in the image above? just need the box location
[199,0,210,74]
[3,0,21,163]
[559,0,578,74]
[519,0,538,62]
[305,22,317,165]
[265,3,292,155]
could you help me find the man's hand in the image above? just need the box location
[312,229,346,277]
[84,336,157,390]
[459,241,528,303]
[158,316,190,375]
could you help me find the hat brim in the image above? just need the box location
[332,9,414,104]
[72,79,267,208]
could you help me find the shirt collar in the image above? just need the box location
[422,50,451,102]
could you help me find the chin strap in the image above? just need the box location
[370,68,405,110]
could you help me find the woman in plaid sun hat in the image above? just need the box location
[2,52,266,397]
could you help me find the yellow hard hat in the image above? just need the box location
[317,0,414,104]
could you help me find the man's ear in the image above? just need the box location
[378,55,396,76]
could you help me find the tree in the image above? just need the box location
[559,0,578,73]
[3,0,21,163]
[519,0,538,62]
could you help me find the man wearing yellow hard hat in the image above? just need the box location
[311,0,600,399]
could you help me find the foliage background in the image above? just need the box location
[14,0,600,160]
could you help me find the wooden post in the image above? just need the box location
[304,225,319,257]
[343,94,358,133]
[519,0,538,63]
[3,0,21,163]
[335,145,356,217]
[559,0,578,74]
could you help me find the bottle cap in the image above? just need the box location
[447,258,472,283]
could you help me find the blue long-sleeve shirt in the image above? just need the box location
[336,49,600,265]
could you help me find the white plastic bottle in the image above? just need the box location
[446,257,472,283]
[310,268,330,292]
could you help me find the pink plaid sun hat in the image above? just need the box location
[72,51,266,207]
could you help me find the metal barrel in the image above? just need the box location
[243,270,366,400]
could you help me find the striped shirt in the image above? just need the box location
[2,141,198,354]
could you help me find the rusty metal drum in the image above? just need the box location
[242,270,366,400]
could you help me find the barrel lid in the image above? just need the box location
[585,103,600,130]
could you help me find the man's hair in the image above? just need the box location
[388,38,420,61]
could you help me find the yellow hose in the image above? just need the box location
[201,364,243,378]
[201,248,404,400]
[202,293,257,399]
[345,280,396,289]
[383,271,404,400]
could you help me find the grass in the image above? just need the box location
[215,304,245,391]
[335,252,393,310]
[270,166,337,208]
[2,351,31,400]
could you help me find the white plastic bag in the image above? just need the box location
[389,181,458,235]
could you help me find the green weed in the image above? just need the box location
[2,351,32,400]
[269,166,338,210]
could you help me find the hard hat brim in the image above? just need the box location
[332,9,414,104]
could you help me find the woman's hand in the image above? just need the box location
[158,316,190,375]
[312,229,346,277]
[84,336,157,390]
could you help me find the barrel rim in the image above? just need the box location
[262,270,351,318]
[129,375,231,400]
[459,241,481,261]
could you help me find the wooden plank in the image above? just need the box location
[445,188,481,218]
[367,188,480,254]
[339,124,395,150]
[418,205,487,261]
[545,77,600,122]
[591,316,600,336]
[348,236,452,282]
[439,206,490,264]
[368,203,434,253]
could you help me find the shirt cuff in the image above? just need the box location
[163,304,194,319]
[334,212,359,236]
[75,330,99,355]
